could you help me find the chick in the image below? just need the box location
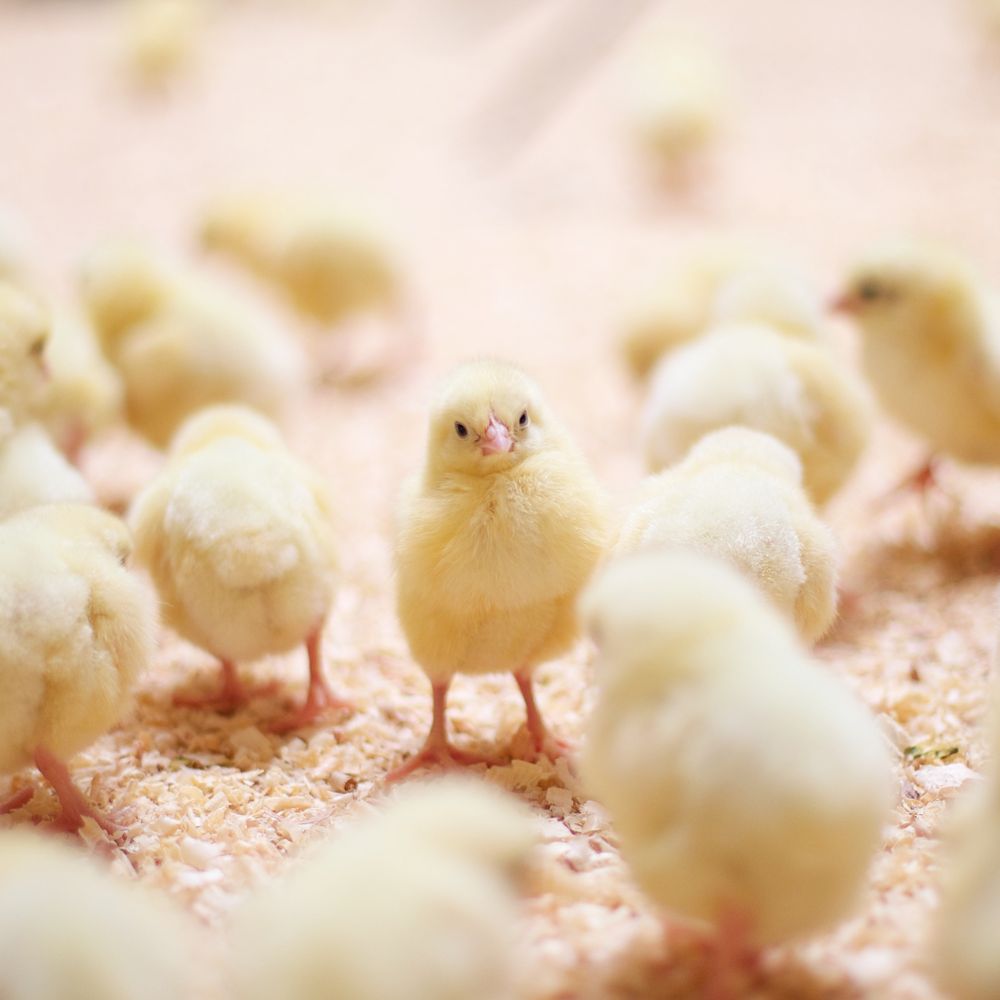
[621,241,827,380]
[933,688,1000,1000]
[80,240,302,448]
[581,552,892,989]
[0,831,196,1000]
[122,0,203,91]
[0,209,31,284]
[0,423,94,519]
[199,192,401,327]
[0,504,155,835]
[834,241,1000,492]
[641,322,872,504]
[0,280,48,437]
[392,360,607,779]
[128,405,343,730]
[617,427,837,643]
[232,777,535,1000]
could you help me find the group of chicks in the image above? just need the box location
[2,217,1000,1000]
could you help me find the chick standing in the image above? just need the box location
[0,504,155,835]
[581,552,892,991]
[834,241,1000,491]
[231,778,535,1000]
[617,427,837,643]
[393,361,607,779]
[641,321,872,504]
[0,831,197,1000]
[129,405,343,731]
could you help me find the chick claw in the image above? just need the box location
[33,747,122,841]
[173,660,280,714]
[0,786,35,816]
[385,740,500,784]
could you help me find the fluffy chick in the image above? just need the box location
[621,241,827,380]
[392,360,607,779]
[641,321,872,504]
[231,777,535,1000]
[933,687,1000,1000]
[617,427,837,643]
[0,423,94,519]
[80,240,302,448]
[581,552,892,985]
[835,241,1000,489]
[0,831,196,1000]
[199,192,401,327]
[0,504,154,835]
[0,280,48,437]
[128,405,342,730]
[121,0,203,90]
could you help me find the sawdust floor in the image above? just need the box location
[4,1,1000,997]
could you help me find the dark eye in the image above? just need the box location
[518,410,528,427]
[858,281,881,302]
[455,422,468,438]
[28,338,45,358]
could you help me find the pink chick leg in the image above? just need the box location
[514,670,572,762]
[33,747,119,838]
[269,628,353,734]
[386,681,501,783]
[0,786,35,816]
[173,659,280,713]
[704,908,762,1000]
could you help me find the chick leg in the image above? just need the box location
[514,671,572,762]
[704,908,761,1000]
[33,747,118,838]
[173,659,280,713]
[386,681,500,783]
[0,786,34,815]
[269,628,353,734]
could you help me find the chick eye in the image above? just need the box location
[858,281,881,302]
[518,410,529,427]
[455,422,468,438]
[28,338,45,358]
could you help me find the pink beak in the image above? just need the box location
[480,415,513,455]
[828,290,860,315]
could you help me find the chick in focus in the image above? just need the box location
[0,831,196,1000]
[641,321,872,504]
[834,241,1000,493]
[0,504,155,835]
[392,360,607,779]
[231,777,535,1000]
[122,0,203,91]
[581,552,892,990]
[80,239,302,448]
[129,405,343,731]
[617,427,837,643]
[933,685,1000,1000]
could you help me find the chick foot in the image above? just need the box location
[269,630,353,734]
[33,747,120,839]
[703,908,762,1000]
[173,659,279,713]
[0,786,35,815]
[515,671,574,763]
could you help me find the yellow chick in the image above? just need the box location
[0,504,155,835]
[0,831,196,1000]
[199,192,401,327]
[834,241,1000,491]
[641,322,873,504]
[617,427,837,643]
[0,423,94,519]
[620,241,827,380]
[580,552,892,987]
[122,0,203,91]
[0,209,31,284]
[231,777,535,1000]
[80,240,303,448]
[128,405,342,731]
[0,280,48,437]
[933,687,1000,1000]
[392,360,607,779]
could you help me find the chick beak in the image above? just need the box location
[480,415,513,456]
[828,290,860,315]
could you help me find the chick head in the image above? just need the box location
[168,403,284,459]
[14,503,134,565]
[426,360,553,477]
[0,281,48,423]
[834,242,977,338]
[682,426,804,484]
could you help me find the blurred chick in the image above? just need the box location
[80,239,303,448]
[129,405,343,731]
[641,321,872,504]
[0,831,196,1000]
[199,192,401,327]
[616,427,837,643]
[621,241,827,380]
[0,424,94,519]
[0,209,31,284]
[933,686,1000,1000]
[0,280,48,437]
[392,360,607,779]
[0,504,155,835]
[232,777,535,1000]
[834,241,1000,491]
[581,552,892,990]
[122,0,203,91]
